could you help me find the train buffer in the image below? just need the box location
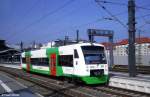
[109,71,150,94]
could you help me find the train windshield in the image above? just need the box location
[81,46,106,64]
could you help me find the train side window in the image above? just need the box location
[59,55,73,67]
[31,58,35,64]
[41,58,49,66]
[74,49,79,58]
[22,58,26,63]
[31,58,49,66]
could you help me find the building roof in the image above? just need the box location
[101,37,150,48]
[117,37,150,45]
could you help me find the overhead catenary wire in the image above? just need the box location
[95,0,128,29]
[54,10,127,37]
[21,0,40,17]
[95,0,150,34]
[8,0,75,41]
[96,0,150,11]
[136,13,150,30]
[5,0,40,39]
[137,18,150,29]
[95,0,150,26]
[72,11,127,29]
[73,18,106,28]
[135,6,150,32]
[96,0,127,6]
[21,0,128,43]
[96,0,150,35]
[5,0,149,44]
[27,7,82,41]
[136,19,150,34]
[136,5,150,11]
[136,13,150,19]
[19,0,75,31]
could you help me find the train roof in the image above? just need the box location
[22,42,104,53]
[21,42,105,57]
[58,42,104,48]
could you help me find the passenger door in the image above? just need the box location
[26,57,30,72]
[50,54,56,76]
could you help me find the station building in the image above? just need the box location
[102,37,150,66]
[0,40,21,63]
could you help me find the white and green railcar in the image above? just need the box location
[21,43,109,84]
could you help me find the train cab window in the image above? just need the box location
[59,55,73,67]
[81,46,107,64]
[74,49,79,58]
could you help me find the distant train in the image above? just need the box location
[21,43,109,84]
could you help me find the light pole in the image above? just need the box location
[128,0,137,77]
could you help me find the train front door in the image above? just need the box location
[50,54,56,76]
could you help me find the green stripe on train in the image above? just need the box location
[30,65,50,75]
[25,51,31,70]
[46,47,63,76]
[81,75,108,84]
[25,51,31,57]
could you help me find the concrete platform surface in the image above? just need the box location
[0,64,21,69]
[0,71,40,97]
[109,71,150,94]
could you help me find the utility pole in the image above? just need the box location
[32,41,36,49]
[76,30,79,43]
[64,36,69,45]
[128,0,137,77]
[20,41,23,52]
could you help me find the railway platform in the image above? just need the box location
[0,71,40,97]
[0,64,21,69]
[109,71,150,94]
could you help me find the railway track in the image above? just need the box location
[0,66,110,97]
[111,65,150,74]
[0,66,150,97]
